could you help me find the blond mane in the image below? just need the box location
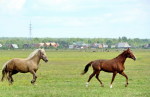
[26,48,46,60]
[27,49,40,59]
[40,48,46,56]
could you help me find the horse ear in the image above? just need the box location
[41,48,45,52]
[38,48,42,52]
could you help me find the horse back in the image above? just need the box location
[6,58,30,73]
[92,59,124,73]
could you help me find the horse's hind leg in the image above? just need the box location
[7,72,13,85]
[95,71,104,87]
[119,72,128,87]
[1,71,7,82]
[10,70,19,83]
[1,75,5,82]
[86,71,96,87]
[30,70,37,85]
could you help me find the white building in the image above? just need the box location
[116,42,131,48]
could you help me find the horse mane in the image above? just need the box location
[26,49,41,59]
[115,50,127,59]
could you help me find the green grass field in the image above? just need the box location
[0,49,150,97]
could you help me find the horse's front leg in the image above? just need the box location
[110,72,117,88]
[30,70,37,85]
[95,70,104,87]
[119,72,128,87]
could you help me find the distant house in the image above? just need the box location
[91,43,101,48]
[49,42,59,48]
[44,43,51,47]
[111,45,116,48]
[98,44,108,48]
[70,42,89,49]
[81,43,89,49]
[11,44,19,49]
[142,44,150,48]
[23,44,32,48]
[33,43,44,48]
[69,45,74,49]
[44,42,59,48]
[0,44,2,48]
[31,42,59,48]
[6,44,19,49]
[102,44,108,48]
[90,43,109,49]
[116,42,131,48]
[73,42,83,48]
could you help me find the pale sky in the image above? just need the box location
[0,0,150,38]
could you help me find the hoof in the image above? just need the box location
[31,81,35,85]
[32,83,37,86]
[9,83,13,85]
[125,83,128,87]
[85,82,89,87]
[101,84,104,87]
[31,82,37,85]
[110,85,113,88]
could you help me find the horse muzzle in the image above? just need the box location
[133,57,136,61]
[45,59,48,63]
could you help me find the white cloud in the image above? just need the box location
[107,7,147,24]
[34,0,101,12]
[104,13,113,17]
[35,0,72,11]
[110,16,135,23]
[0,0,149,38]
[0,0,26,14]
[31,16,106,28]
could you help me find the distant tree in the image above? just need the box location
[0,37,150,49]
[106,40,113,48]
[122,36,128,42]
[88,40,92,44]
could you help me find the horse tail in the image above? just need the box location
[1,61,9,81]
[81,61,93,75]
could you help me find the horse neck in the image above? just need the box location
[28,55,41,65]
[115,53,127,65]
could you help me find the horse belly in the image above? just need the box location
[13,59,29,73]
[15,65,28,73]
[101,63,117,73]
[101,67,114,72]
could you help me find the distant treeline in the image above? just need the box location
[0,37,150,49]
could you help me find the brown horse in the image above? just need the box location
[1,48,48,85]
[81,48,136,88]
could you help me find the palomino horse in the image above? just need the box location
[1,48,48,85]
[81,48,136,88]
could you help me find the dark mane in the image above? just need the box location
[114,50,127,59]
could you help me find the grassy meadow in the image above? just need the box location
[0,49,150,97]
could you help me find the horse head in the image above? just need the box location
[125,48,136,61]
[39,49,48,62]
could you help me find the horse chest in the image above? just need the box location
[116,64,125,72]
[28,64,38,70]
